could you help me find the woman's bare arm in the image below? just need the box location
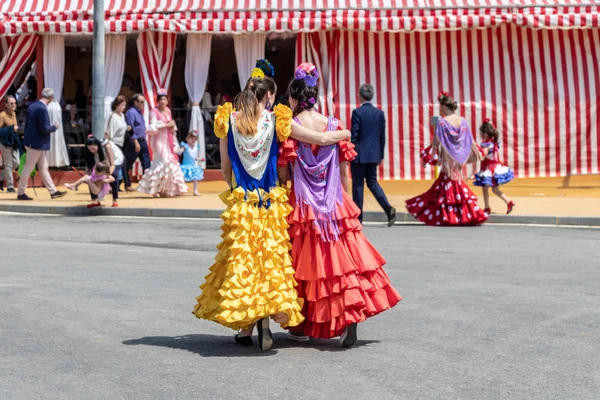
[104,143,116,174]
[290,121,350,145]
[340,161,350,193]
[219,138,232,186]
[146,112,161,136]
[104,144,115,166]
[468,142,483,163]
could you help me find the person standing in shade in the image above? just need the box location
[124,94,151,188]
[17,88,66,200]
[105,95,133,191]
[0,95,20,192]
[73,79,88,120]
[350,84,396,226]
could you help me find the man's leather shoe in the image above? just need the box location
[50,190,67,199]
[387,207,397,227]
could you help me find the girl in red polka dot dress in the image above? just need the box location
[406,92,488,226]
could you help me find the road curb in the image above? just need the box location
[0,204,599,226]
[365,210,600,226]
[0,204,223,219]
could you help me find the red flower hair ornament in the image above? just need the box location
[483,118,494,127]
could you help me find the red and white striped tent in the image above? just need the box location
[1,1,599,179]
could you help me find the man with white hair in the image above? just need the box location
[17,88,66,200]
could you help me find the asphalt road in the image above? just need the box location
[1,214,598,400]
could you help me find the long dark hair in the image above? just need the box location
[233,77,276,136]
[288,67,319,117]
[84,135,105,169]
[288,81,318,118]
[480,120,500,144]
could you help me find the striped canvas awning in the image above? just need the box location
[1,1,599,35]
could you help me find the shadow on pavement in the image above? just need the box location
[123,334,277,357]
[269,333,380,352]
[122,333,380,356]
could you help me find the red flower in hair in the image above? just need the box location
[484,118,493,124]
[438,91,450,99]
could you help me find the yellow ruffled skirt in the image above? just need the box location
[192,186,304,331]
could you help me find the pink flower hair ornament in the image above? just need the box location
[294,62,319,87]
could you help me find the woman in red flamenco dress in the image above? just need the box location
[406,92,488,226]
[277,63,402,348]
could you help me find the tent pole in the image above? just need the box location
[35,40,44,99]
[92,0,105,140]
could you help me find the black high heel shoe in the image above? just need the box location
[256,318,273,351]
[340,323,358,348]
[234,334,253,347]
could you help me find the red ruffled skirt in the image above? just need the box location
[406,172,488,226]
[288,190,402,339]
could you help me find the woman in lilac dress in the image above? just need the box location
[278,63,402,348]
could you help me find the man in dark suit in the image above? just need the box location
[17,88,66,200]
[350,84,395,226]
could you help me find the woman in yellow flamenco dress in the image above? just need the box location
[192,69,350,351]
